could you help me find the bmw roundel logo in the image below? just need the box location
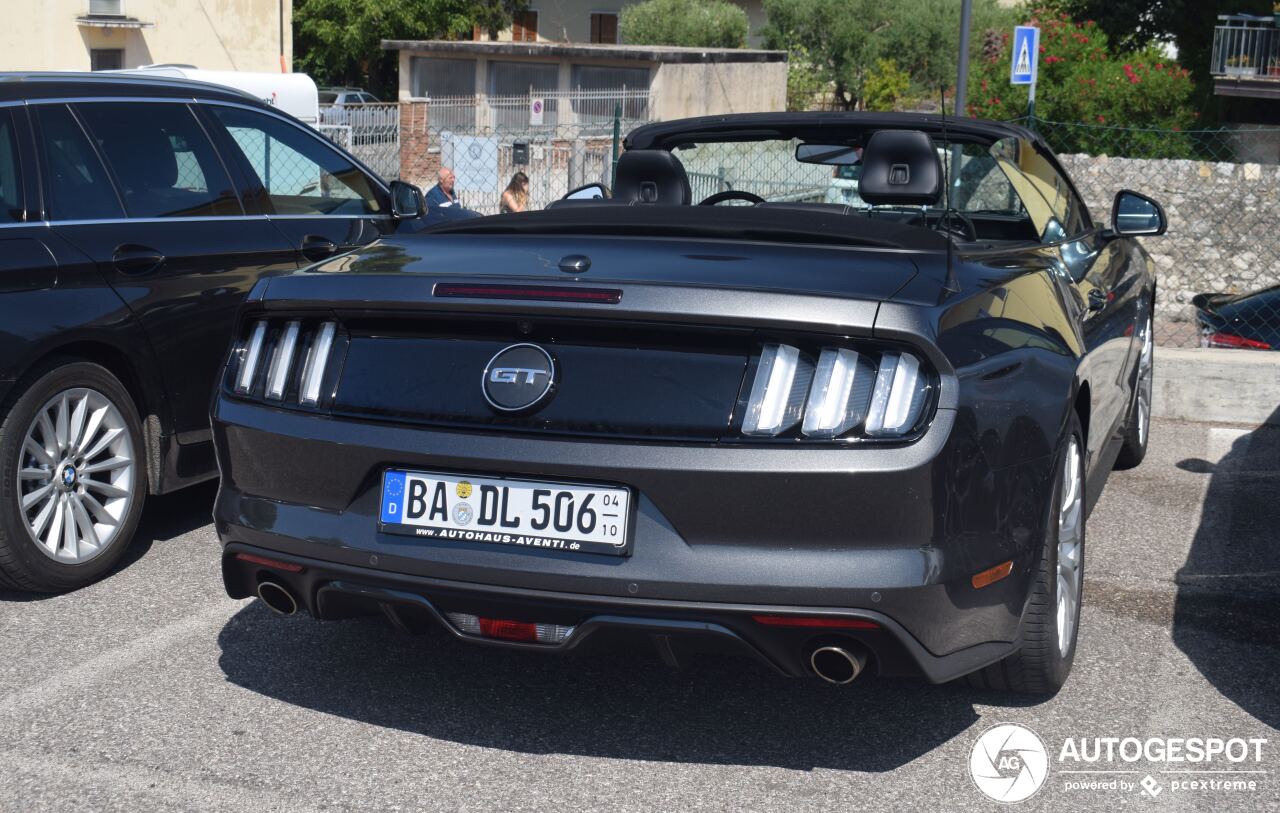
[482,343,557,413]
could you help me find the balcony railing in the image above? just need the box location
[1211,16,1280,78]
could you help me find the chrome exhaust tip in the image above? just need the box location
[809,645,867,685]
[256,580,298,616]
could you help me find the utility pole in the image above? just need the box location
[955,0,973,116]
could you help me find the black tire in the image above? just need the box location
[962,411,1085,696]
[1115,313,1153,470]
[0,360,147,593]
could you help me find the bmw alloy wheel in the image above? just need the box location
[17,388,136,563]
[1057,435,1084,655]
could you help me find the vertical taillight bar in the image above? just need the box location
[264,320,301,400]
[235,320,269,394]
[298,321,337,405]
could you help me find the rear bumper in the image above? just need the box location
[221,542,1018,683]
[212,396,1057,678]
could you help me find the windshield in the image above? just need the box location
[318,92,338,104]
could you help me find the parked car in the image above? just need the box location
[0,72,430,592]
[318,87,379,126]
[213,112,1164,695]
[1193,285,1280,350]
[824,162,865,206]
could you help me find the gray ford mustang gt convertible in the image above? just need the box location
[211,112,1164,695]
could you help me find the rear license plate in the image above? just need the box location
[378,470,631,556]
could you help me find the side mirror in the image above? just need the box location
[1110,190,1166,236]
[390,180,425,219]
[563,183,608,201]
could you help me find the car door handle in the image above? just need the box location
[300,235,339,263]
[1087,289,1108,312]
[112,244,166,276]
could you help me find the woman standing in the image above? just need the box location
[500,171,530,213]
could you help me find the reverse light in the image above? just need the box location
[298,321,337,405]
[741,344,814,436]
[265,320,301,400]
[445,612,575,644]
[235,320,268,394]
[802,348,876,438]
[864,352,927,437]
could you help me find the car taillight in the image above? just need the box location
[741,343,814,436]
[1208,331,1271,350]
[233,318,343,404]
[741,343,932,440]
[445,612,575,644]
[235,320,268,394]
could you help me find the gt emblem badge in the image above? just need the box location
[482,343,557,413]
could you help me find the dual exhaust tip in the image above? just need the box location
[809,644,868,685]
[256,580,298,616]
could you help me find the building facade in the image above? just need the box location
[476,0,770,47]
[2,0,292,73]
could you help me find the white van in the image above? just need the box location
[110,65,320,126]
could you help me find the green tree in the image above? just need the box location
[761,0,1017,110]
[620,0,749,49]
[1040,0,1272,111]
[293,0,527,99]
[967,10,1198,156]
[863,59,911,111]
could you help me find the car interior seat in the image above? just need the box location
[611,149,692,205]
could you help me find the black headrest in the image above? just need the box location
[858,130,941,206]
[613,150,690,205]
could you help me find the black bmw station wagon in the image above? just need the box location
[0,73,428,592]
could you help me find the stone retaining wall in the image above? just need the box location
[1057,153,1280,323]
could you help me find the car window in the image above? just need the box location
[358,93,378,104]
[988,137,1090,240]
[208,106,384,216]
[34,104,125,221]
[76,102,241,219]
[948,144,1028,219]
[318,92,338,104]
[0,111,22,222]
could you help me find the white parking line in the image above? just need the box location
[0,602,242,718]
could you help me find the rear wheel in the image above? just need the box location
[963,412,1085,695]
[0,361,146,592]
[1115,313,1153,469]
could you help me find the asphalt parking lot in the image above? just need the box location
[1,417,1277,812]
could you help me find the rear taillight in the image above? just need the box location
[1208,331,1271,350]
[235,320,268,394]
[445,612,576,644]
[741,343,932,440]
[233,318,343,404]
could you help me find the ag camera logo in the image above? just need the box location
[969,723,1049,803]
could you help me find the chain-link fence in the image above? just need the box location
[1030,118,1280,349]
[318,103,400,182]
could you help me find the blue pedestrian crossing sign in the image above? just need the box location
[1010,25,1039,86]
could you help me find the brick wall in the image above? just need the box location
[399,101,440,191]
